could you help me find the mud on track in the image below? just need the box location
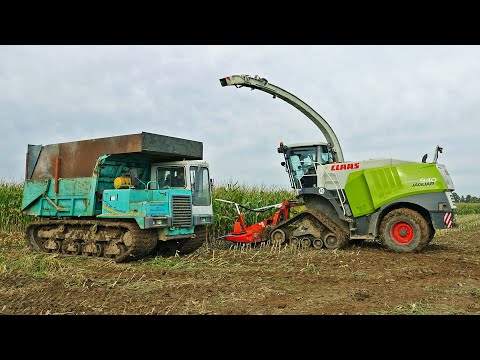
[1,219,479,315]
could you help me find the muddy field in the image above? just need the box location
[1,216,480,315]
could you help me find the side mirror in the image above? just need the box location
[210,178,214,188]
[129,169,140,187]
[281,161,286,167]
[421,154,428,163]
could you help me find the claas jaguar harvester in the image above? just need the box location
[220,74,456,252]
[21,132,213,262]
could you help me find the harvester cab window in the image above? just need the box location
[157,167,186,189]
[289,147,317,188]
[319,145,333,165]
[190,166,212,206]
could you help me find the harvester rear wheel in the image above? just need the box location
[379,208,429,253]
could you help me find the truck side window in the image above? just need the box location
[191,166,212,206]
[157,167,186,189]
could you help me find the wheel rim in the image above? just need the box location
[270,229,286,245]
[95,243,105,257]
[82,245,92,256]
[62,240,82,255]
[116,244,127,258]
[290,237,299,247]
[301,237,311,248]
[73,242,82,255]
[313,238,323,249]
[54,240,62,253]
[104,242,126,258]
[390,221,414,245]
[323,233,339,249]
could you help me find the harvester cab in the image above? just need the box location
[220,74,457,253]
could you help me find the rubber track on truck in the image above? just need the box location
[25,219,157,263]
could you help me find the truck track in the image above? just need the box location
[26,219,158,263]
[155,225,208,257]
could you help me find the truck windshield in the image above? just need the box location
[157,167,186,189]
[189,166,212,206]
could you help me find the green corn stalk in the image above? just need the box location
[209,181,294,242]
[0,179,35,233]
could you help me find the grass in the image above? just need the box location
[0,252,65,278]
[455,203,480,215]
[373,298,433,315]
[454,213,480,230]
[1,213,480,314]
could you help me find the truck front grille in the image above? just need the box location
[172,195,192,227]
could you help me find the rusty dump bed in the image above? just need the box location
[26,132,203,180]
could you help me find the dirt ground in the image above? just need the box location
[1,223,479,315]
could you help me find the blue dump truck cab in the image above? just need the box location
[21,132,213,262]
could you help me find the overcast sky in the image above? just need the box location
[1,45,478,195]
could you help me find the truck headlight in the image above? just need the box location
[154,218,166,225]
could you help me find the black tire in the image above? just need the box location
[156,227,207,257]
[54,240,62,253]
[270,229,287,246]
[178,226,207,255]
[156,241,180,257]
[312,238,324,249]
[323,231,348,250]
[379,208,429,253]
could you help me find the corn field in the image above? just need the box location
[0,179,35,233]
[454,203,480,215]
[0,179,294,238]
[0,178,476,237]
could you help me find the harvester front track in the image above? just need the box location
[268,209,349,250]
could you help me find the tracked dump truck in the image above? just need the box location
[21,132,213,262]
[220,74,456,252]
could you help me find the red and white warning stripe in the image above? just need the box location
[444,212,453,228]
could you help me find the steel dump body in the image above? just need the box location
[26,132,203,180]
